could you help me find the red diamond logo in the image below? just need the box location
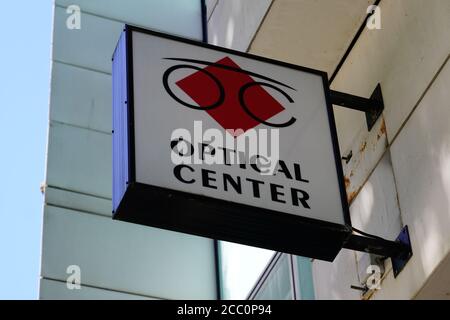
[175,57,285,136]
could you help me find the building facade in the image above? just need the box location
[41,0,450,300]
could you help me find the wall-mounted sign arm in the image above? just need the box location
[330,84,384,131]
[343,225,412,277]
[112,26,397,270]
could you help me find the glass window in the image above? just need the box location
[252,254,293,300]
[218,241,274,299]
[239,253,315,300]
[295,256,315,300]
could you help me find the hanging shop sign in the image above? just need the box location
[112,25,353,261]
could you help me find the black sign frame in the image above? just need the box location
[112,25,352,262]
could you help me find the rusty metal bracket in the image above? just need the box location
[343,225,413,278]
[330,84,384,131]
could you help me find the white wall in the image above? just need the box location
[207,0,450,299]
[41,0,218,300]
[319,0,450,300]
[207,0,272,51]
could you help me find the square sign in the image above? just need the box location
[113,26,351,261]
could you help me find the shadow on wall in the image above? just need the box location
[400,86,450,282]
[373,56,450,299]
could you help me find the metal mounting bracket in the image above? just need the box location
[330,84,384,131]
[343,225,413,278]
[392,226,413,278]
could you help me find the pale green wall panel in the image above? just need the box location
[41,205,217,299]
[40,279,155,300]
[45,187,111,217]
[50,62,112,133]
[42,0,217,300]
[53,6,123,73]
[46,122,112,198]
[55,0,203,39]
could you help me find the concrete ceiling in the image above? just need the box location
[249,0,375,76]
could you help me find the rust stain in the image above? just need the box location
[344,173,361,204]
[377,119,387,141]
[379,119,386,135]
[344,176,351,189]
[359,141,367,153]
[347,191,358,204]
[344,176,359,204]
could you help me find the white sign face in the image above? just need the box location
[129,29,348,226]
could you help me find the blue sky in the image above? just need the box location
[0,1,52,299]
